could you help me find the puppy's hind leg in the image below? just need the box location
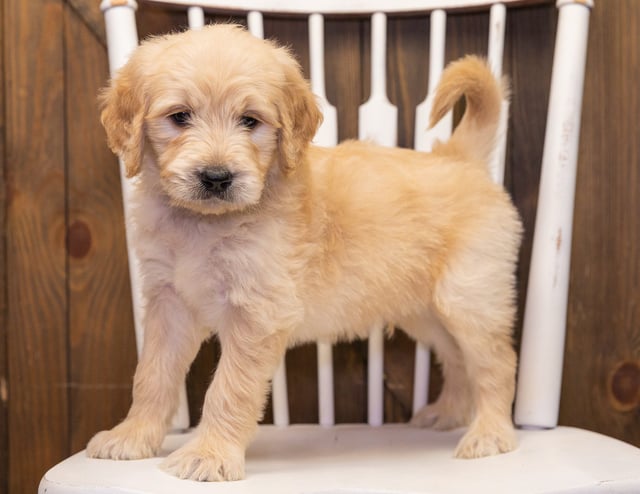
[433,259,518,458]
[403,314,474,430]
[87,285,202,460]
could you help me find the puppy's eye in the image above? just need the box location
[169,111,192,127]
[239,115,259,130]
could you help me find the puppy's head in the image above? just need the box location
[100,24,321,215]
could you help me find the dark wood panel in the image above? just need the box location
[388,15,430,149]
[64,4,138,453]
[138,2,189,39]
[505,5,556,344]
[324,18,365,142]
[66,0,106,44]
[334,341,368,423]
[384,331,415,422]
[285,344,319,423]
[4,0,69,492]
[0,0,8,489]
[562,0,640,445]
[186,338,220,426]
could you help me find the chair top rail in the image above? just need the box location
[140,0,555,15]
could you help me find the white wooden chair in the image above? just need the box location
[40,1,640,493]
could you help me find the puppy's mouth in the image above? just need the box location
[162,164,263,215]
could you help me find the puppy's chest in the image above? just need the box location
[169,232,246,307]
[166,218,296,322]
[172,246,226,306]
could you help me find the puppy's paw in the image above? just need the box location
[454,421,517,458]
[86,419,164,460]
[410,402,470,431]
[161,439,245,482]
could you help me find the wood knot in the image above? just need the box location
[608,360,640,412]
[67,220,92,259]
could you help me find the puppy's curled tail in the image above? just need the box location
[430,55,507,165]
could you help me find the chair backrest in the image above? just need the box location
[100,0,593,431]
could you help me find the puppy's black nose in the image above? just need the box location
[199,167,233,196]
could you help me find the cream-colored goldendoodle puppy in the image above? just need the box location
[87,24,522,482]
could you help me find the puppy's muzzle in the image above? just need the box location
[198,167,233,199]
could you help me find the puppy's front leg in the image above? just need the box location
[161,324,289,481]
[87,286,201,460]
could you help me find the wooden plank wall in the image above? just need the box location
[1,1,639,493]
[4,2,69,494]
[562,1,640,439]
[0,0,7,489]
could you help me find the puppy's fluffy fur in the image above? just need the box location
[87,24,523,482]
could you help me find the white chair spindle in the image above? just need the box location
[412,344,430,415]
[101,0,139,81]
[307,13,337,427]
[412,9,450,415]
[358,12,397,147]
[187,6,205,29]
[367,323,385,426]
[243,8,289,425]
[487,3,508,184]
[514,0,592,429]
[357,12,396,427]
[317,343,334,426]
[487,3,506,77]
[309,13,338,147]
[101,0,191,432]
[100,0,144,354]
[272,358,290,426]
[415,9,451,152]
[101,0,145,358]
[247,10,263,38]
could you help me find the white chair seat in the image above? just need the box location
[40,425,640,494]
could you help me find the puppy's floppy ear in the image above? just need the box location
[275,48,322,174]
[99,65,146,178]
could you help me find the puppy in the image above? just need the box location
[87,24,522,482]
